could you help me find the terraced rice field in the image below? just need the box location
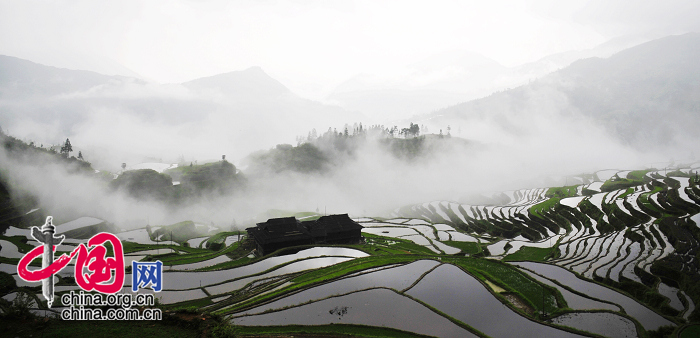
[2,165,700,337]
[391,166,700,333]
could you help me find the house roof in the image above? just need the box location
[304,214,363,236]
[246,214,363,245]
[246,216,311,244]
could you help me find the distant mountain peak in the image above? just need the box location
[183,66,290,99]
[243,65,265,72]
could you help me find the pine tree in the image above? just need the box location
[60,138,73,157]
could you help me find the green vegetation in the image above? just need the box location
[529,197,561,219]
[617,187,635,200]
[1,234,35,253]
[666,169,690,178]
[442,241,481,255]
[110,161,245,203]
[680,324,700,338]
[248,143,329,174]
[179,160,244,196]
[110,169,174,202]
[245,122,464,175]
[0,271,16,294]
[0,135,64,234]
[545,185,579,199]
[600,176,648,192]
[165,161,222,176]
[627,169,655,180]
[381,136,426,160]
[442,257,563,315]
[205,231,242,249]
[1,132,92,172]
[638,186,664,214]
[361,233,437,255]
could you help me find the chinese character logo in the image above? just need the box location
[132,261,163,292]
[17,216,125,307]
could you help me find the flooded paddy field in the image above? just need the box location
[548,312,638,338]
[123,248,367,290]
[3,167,700,337]
[514,262,674,331]
[204,256,355,296]
[230,260,441,317]
[231,288,479,338]
[518,267,620,312]
[392,168,700,335]
[404,264,586,338]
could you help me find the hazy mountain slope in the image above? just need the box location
[510,34,650,82]
[424,33,700,151]
[0,54,126,98]
[182,66,291,100]
[0,57,359,169]
[328,51,508,121]
[327,36,648,122]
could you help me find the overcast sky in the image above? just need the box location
[1,0,699,98]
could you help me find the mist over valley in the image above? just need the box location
[2,2,700,337]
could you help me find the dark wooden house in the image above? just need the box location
[246,214,363,256]
[305,214,363,244]
[246,217,313,256]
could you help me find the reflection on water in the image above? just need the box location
[513,261,674,331]
[406,264,585,338]
[119,247,366,291]
[0,239,22,258]
[657,282,684,311]
[518,267,619,311]
[231,260,440,317]
[548,312,637,338]
[232,288,478,338]
[168,255,230,271]
[206,256,353,295]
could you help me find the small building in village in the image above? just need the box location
[246,214,363,256]
[306,214,364,244]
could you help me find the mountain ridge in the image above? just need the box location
[325,35,650,122]
[420,33,700,150]
[0,55,360,168]
[182,66,291,99]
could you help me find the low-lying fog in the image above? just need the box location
[2,30,698,230]
[0,76,682,230]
